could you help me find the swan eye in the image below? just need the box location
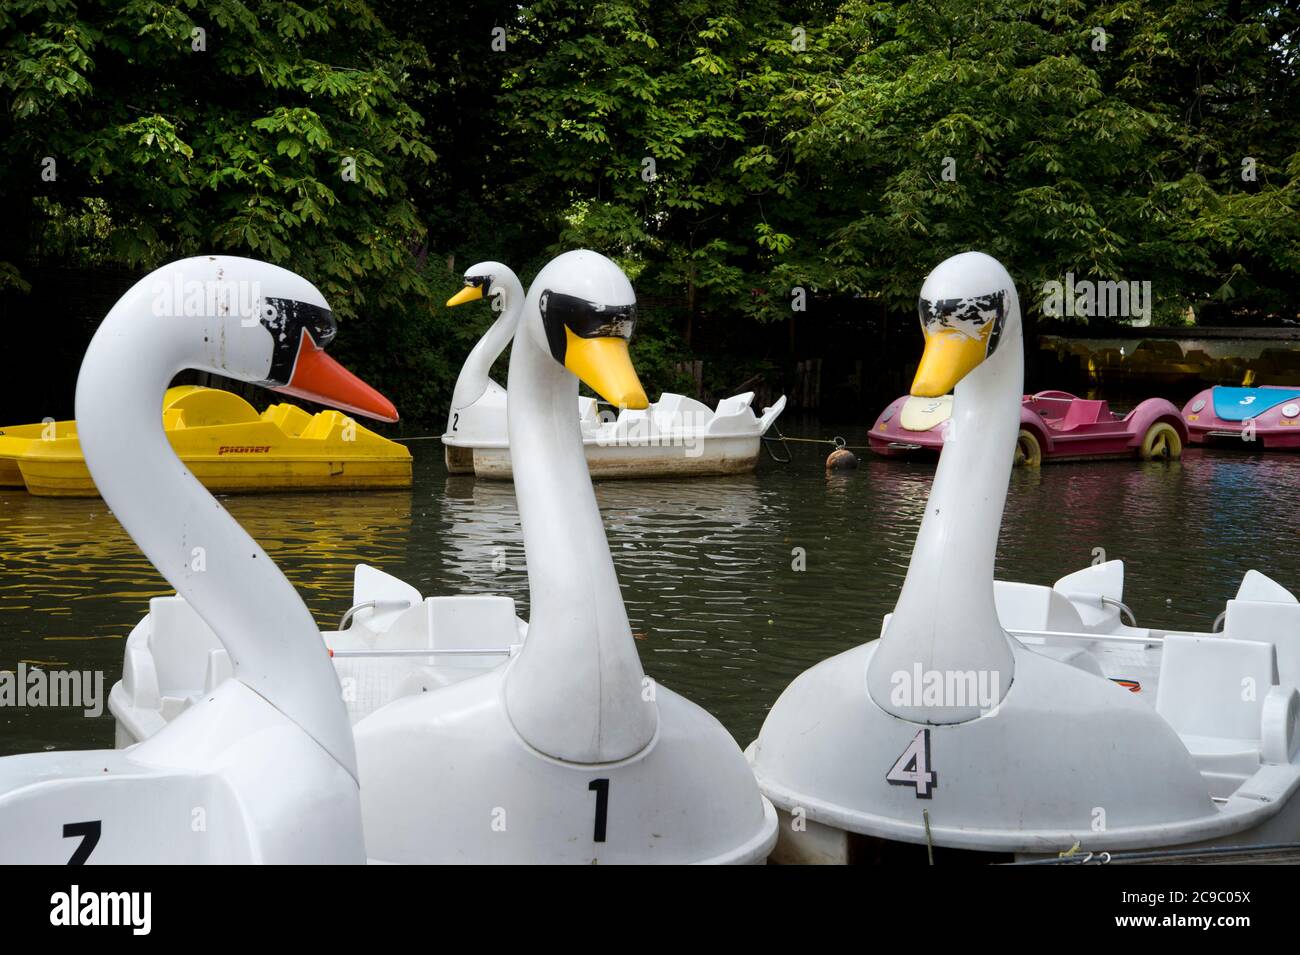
[259,297,337,384]
[539,289,637,363]
[917,289,1008,357]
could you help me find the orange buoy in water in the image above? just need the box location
[826,446,858,470]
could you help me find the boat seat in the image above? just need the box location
[148,596,224,697]
[351,564,421,634]
[1224,599,1300,688]
[651,393,712,431]
[712,392,755,416]
[1052,560,1127,632]
[115,596,232,737]
[994,580,1085,633]
[333,594,521,725]
[429,595,518,652]
[164,386,261,426]
[261,402,314,436]
[1156,634,1278,774]
[705,392,760,433]
[299,410,349,440]
[1056,399,1108,431]
[1235,569,1298,604]
[1222,571,1300,687]
[1054,560,1124,601]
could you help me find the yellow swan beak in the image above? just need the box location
[564,331,648,409]
[446,285,484,307]
[911,327,992,397]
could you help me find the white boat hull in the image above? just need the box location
[443,386,786,480]
[109,565,781,865]
[748,562,1300,860]
[463,432,766,480]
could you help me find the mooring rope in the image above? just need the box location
[766,434,875,452]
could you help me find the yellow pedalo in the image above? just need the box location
[0,385,411,496]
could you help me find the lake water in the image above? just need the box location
[3,423,1298,756]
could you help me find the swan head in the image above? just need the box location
[523,249,649,409]
[911,251,1020,398]
[147,256,398,422]
[447,261,515,312]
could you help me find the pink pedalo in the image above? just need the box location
[1182,385,1300,449]
[870,390,1187,465]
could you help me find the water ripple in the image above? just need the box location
[4,436,1300,754]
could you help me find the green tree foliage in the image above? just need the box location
[2,0,1297,424]
[0,0,451,419]
[498,1,830,326]
[782,0,1300,320]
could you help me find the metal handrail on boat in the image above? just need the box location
[338,598,414,632]
[1009,627,1164,646]
[328,647,513,658]
[332,600,514,657]
[1101,596,1138,627]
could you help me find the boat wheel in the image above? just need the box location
[1141,421,1183,460]
[1014,429,1042,467]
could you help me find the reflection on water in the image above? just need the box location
[3,433,1300,756]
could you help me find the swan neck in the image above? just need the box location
[74,291,358,779]
[449,273,524,412]
[501,325,656,763]
[866,333,1023,723]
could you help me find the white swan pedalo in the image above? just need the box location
[355,250,778,863]
[0,255,397,863]
[108,267,530,747]
[441,261,785,480]
[747,251,1300,863]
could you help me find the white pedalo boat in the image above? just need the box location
[0,256,402,863]
[111,251,778,864]
[441,261,785,479]
[747,251,1300,863]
